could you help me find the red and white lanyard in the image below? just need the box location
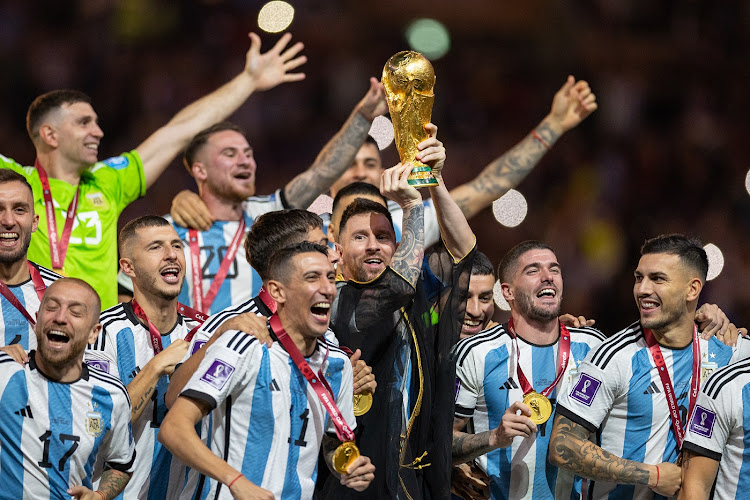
[507,317,571,397]
[270,313,354,442]
[257,286,277,314]
[643,324,700,448]
[131,299,209,352]
[187,218,246,313]
[0,261,47,326]
[36,159,79,271]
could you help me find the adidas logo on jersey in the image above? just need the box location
[129,367,142,380]
[270,379,281,392]
[14,406,33,418]
[499,379,519,390]
[643,381,661,394]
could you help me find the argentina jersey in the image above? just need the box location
[453,322,605,500]
[556,321,741,500]
[682,357,750,500]
[0,352,135,498]
[0,262,61,349]
[168,190,286,315]
[84,302,202,499]
[179,331,354,500]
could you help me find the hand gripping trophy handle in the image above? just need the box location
[382,51,438,188]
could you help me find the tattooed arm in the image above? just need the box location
[452,402,536,464]
[450,76,597,219]
[283,78,388,208]
[97,469,132,499]
[127,339,189,422]
[549,414,681,496]
[677,450,719,500]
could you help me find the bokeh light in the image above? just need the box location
[307,194,333,216]
[492,189,528,227]
[493,280,510,311]
[258,1,294,33]
[745,169,750,196]
[368,116,394,150]
[405,19,450,60]
[704,243,724,281]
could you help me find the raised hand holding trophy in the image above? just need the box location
[382,51,438,187]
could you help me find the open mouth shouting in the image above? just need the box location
[536,287,558,302]
[0,231,20,248]
[160,264,182,285]
[310,301,332,324]
[45,328,71,349]
[462,318,484,335]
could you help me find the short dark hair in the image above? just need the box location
[266,241,330,284]
[0,169,34,199]
[338,198,394,235]
[472,251,495,278]
[498,241,555,282]
[364,135,379,149]
[640,234,708,282]
[245,209,324,280]
[44,277,102,325]
[118,215,172,256]
[26,90,92,141]
[332,182,387,217]
[183,121,246,173]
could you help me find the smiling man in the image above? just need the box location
[550,234,750,499]
[160,242,375,499]
[85,216,203,499]
[452,241,605,499]
[0,170,61,350]
[0,278,135,499]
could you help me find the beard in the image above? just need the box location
[640,304,683,333]
[0,230,32,264]
[515,289,562,322]
[136,272,182,302]
[35,331,86,370]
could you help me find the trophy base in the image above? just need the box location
[407,164,439,188]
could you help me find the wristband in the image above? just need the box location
[228,473,244,489]
[96,491,106,500]
[653,465,660,489]
[531,129,551,150]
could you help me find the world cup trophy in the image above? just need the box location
[382,51,438,187]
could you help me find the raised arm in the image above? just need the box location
[450,76,597,219]
[420,124,475,259]
[127,339,188,422]
[380,163,424,287]
[549,414,680,496]
[137,32,306,188]
[282,77,388,208]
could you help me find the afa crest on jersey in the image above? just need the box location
[86,410,104,437]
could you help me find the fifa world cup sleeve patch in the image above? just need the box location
[569,373,602,406]
[103,156,130,170]
[200,359,235,390]
[688,405,716,438]
[191,340,207,356]
[86,360,110,373]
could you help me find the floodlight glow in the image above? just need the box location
[368,116,394,150]
[493,280,510,311]
[492,189,528,227]
[704,243,724,281]
[258,1,294,33]
[745,169,750,195]
[406,19,450,60]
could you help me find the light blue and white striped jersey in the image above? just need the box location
[556,321,749,500]
[320,198,440,247]
[84,301,202,499]
[682,357,750,500]
[454,322,605,500]
[186,295,338,359]
[0,351,135,499]
[179,330,355,500]
[0,262,61,349]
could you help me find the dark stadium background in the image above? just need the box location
[1,0,748,335]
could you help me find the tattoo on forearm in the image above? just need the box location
[98,469,131,499]
[284,113,371,208]
[391,203,424,287]
[452,431,495,465]
[550,416,651,486]
[453,123,560,216]
[132,385,156,418]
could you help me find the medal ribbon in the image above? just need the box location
[36,159,79,271]
[188,218,246,313]
[0,262,47,327]
[132,300,208,352]
[507,317,570,397]
[643,324,700,449]
[257,286,277,314]
[269,313,355,442]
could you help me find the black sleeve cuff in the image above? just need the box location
[105,450,136,473]
[682,441,722,462]
[455,405,474,419]
[181,389,218,411]
[279,187,291,209]
[555,404,599,434]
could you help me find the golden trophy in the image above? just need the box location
[382,51,438,187]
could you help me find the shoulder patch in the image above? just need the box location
[200,359,235,390]
[569,373,602,406]
[688,405,716,438]
[102,156,130,170]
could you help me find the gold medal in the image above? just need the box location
[523,391,553,425]
[332,441,360,474]
[352,392,373,416]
